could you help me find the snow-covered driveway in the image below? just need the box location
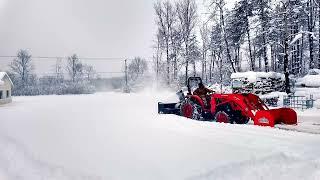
[0,92,320,180]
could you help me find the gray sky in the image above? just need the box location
[0,0,157,75]
[0,0,156,57]
[0,0,235,76]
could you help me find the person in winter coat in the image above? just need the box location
[193,82,214,97]
[193,82,214,108]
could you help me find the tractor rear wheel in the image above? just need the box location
[214,111,230,123]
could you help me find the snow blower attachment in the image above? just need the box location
[238,93,297,127]
[158,77,297,127]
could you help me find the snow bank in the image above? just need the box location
[0,134,101,180]
[295,88,320,99]
[208,83,232,93]
[189,153,320,180]
[296,76,320,87]
[231,71,284,83]
[260,91,287,99]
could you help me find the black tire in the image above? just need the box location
[233,110,250,124]
[214,104,249,124]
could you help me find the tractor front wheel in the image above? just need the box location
[181,101,202,120]
[233,111,250,124]
[214,111,230,123]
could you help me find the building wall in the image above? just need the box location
[0,77,12,105]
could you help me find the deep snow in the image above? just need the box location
[0,91,320,180]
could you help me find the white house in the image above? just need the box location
[0,72,13,105]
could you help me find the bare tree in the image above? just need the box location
[200,23,210,81]
[83,64,96,81]
[154,1,176,85]
[209,23,223,82]
[55,58,64,82]
[170,26,183,81]
[210,0,237,73]
[177,0,198,84]
[154,32,163,82]
[128,57,148,82]
[10,49,33,86]
[256,0,271,72]
[308,0,315,69]
[67,54,83,82]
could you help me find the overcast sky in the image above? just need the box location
[0,0,235,75]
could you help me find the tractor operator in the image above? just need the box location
[193,82,214,97]
[193,82,214,108]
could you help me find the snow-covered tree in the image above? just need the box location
[66,54,83,82]
[128,57,148,83]
[209,0,236,73]
[200,23,210,80]
[228,0,254,71]
[254,0,272,72]
[177,0,198,84]
[154,1,176,85]
[10,49,34,86]
[83,64,96,81]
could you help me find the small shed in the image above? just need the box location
[0,72,13,105]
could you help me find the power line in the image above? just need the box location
[0,55,127,61]
[38,71,124,75]
[0,55,155,62]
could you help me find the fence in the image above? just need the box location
[283,95,314,110]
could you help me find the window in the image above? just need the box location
[0,91,2,99]
[6,90,9,98]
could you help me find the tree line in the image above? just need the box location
[7,49,97,95]
[153,0,320,90]
[6,49,150,95]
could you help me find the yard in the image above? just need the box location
[0,91,320,179]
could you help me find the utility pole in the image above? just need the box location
[125,59,128,89]
[123,59,130,93]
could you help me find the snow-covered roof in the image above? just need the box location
[0,72,13,86]
[231,71,284,82]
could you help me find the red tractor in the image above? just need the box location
[158,77,297,127]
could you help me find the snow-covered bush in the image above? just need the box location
[12,79,96,96]
[57,82,95,95]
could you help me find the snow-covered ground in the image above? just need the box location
[0,91,320,180]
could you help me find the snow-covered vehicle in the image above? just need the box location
[158,77,297,127]
[296,69,320,88]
